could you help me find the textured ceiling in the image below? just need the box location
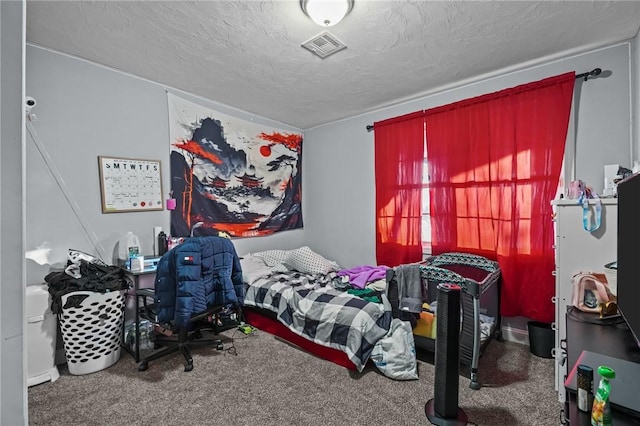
[26,1,640,130]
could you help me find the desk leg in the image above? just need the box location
[121,289,136,360]
[121,292,131,357]
[134,276,140,363]
[121,275,142,363]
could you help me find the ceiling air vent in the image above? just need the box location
[301,31,347,59]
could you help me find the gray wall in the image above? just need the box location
[302,42,634,339]
[303,42,633,269]
[25,42,635,272]
[21,33,638,400]
[1,1,27,424]
[25,45,307,285]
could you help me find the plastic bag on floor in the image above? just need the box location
[370,318,418,380]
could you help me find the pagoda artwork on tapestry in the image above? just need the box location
[167,94,303,238]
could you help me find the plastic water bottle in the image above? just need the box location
[118,231,140,265]
[591,365,615,426]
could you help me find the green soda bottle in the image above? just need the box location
[591,366,615,426]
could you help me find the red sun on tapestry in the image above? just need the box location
[260,145,272,157]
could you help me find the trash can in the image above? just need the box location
[527,321,554,358]
[26,284,60,386]
[58,290,125,375]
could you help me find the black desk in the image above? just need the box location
[122,266,157,363]
[563,308,640,425]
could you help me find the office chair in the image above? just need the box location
[136,289,240,372]
[136,236,244,372]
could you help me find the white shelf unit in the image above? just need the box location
[551,198,617,402]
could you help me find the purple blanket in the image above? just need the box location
[337,265,389,289]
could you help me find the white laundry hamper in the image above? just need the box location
[58,290,125,375]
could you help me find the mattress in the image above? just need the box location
[240,254,392,372]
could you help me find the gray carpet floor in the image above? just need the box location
[28,329,561,426]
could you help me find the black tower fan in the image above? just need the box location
[425,283,468,425]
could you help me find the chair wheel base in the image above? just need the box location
[184,362,193,372]
[138,362,148,372]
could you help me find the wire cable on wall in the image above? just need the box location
[26,114,109,261]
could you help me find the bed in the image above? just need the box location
[387,252,502,389]
[240,247,393,373]
[240,247,500,386]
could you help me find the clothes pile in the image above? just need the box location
[44,249,131,314]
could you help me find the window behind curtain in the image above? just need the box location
[421,159,431,256]
[424,72,575,323]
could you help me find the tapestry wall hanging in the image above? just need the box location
[167,93,303,238]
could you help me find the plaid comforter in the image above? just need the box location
[243,271,392,372]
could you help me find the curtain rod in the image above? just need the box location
[365,68,602,132]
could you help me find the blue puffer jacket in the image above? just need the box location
[154,236,244,329]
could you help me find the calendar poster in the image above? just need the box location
[98,156,164,213]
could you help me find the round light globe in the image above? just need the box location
[302,0,353,27]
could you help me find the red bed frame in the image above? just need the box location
[243,307,357,371]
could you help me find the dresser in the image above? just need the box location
[551,198,618,401]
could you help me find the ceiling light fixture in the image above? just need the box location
[300,0,354,27]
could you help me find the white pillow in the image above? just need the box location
[271,263,290,273]
[283,246,339,275]
[239,255,273,285]
[253,249,290,267]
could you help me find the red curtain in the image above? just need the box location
[425,72,575,322]
[374,111,425,267]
